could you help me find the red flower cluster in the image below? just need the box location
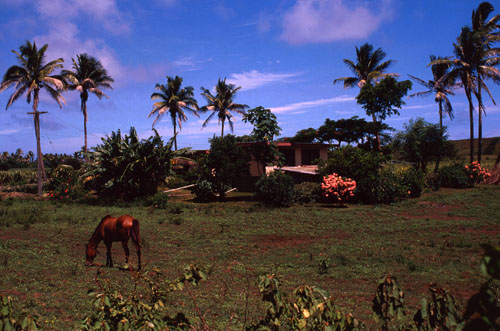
[321,173,356,203]
[465,161,491,183]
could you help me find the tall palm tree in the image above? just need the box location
[200,78,248,137]
[434,27,479,163]
[334,43,396,150]
[410,56,456,131]
[409,55,456,172]
[471,2,500,163]
[149,76,199,150]
[62,53,114,155]
[0,41,65,196]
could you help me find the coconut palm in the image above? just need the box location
[409,55,457,171]
[434,27,479,163]
[149,76,199,150]
[0,41,65,196]
[471,2,500,162]
[200,78,248,137]
[410,56,456,130]
[62,53,114,155]
[334,43,396,150]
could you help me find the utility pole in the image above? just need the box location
[27,111,47,196]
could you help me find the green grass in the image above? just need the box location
[1,186,500,329]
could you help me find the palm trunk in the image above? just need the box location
[371,113,381,151]
[221,120,225,138]
[33,89,43,196]
[173,119,178,151]
[477,83,483,163]
[83,102,88,156]
[466,88,475,164]
[434,101,443,173]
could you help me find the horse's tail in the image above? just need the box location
[130,218,141,248]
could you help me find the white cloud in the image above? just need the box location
[227,70,301,91]
[281,0,393,44]
[0,129,19,135]
[271,96,355,113]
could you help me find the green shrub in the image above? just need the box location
[148,193,169,209]
[425,172,441,191]
[439,164,468,189]
[294,182,322,204]
[318,145,387,180]
[398,167,425,198]
[255,171,295,207]
[358,168,406,204]
[164,175,188,189]
[0,295,39,330]
[192,179,214,202]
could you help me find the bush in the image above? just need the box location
[465,161,491,184]
[46,166,85,201]
[204,135,251,199]
[192,179,214,202]
[321,173,356,203]
[294,182,322,204]
[439,164,468,189]
[318,145,386,180]
[398,167,425,198]
[164,175,188,189]
[255,171,295,207]
[147,193,169,209]
[358,168,406,204]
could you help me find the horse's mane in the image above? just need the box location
[89,215,112,242]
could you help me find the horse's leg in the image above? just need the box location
[130,223,141,271]
[105,241,113,268]
[121,240,130,264]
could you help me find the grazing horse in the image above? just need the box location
[85,215,141,270]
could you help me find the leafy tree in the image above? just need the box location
[356,76,412,150]
[0,41,65,196]
[149,75,199,150]
[242,106,281,142]
[393,118,456,172]
[200,78,248,137]
[409,55,456,171]
[84,127,173,200]
[334,43,398,150]
[242,106,282,174]
[62,53,114,155]
[289,128,318,143]
[204,135,250,199]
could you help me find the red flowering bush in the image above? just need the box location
[321,173,356,203]
[46,166,85,201]
[465,161,491,184]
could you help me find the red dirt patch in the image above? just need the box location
[457,225,500,236]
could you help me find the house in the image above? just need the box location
[239,141,329,184]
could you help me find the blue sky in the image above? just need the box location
[0,0,499,154]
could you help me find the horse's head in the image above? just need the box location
[85,243,97,266]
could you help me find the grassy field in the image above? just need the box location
[1,185,500,329]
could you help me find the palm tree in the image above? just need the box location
[333,43,396,150]
[62,53,114,155]
[410,56,456,130]
[0,41,65,196]
[434,27,479,164]
[471,2,500,163]
[409,55,456,171]
[149,76,199,150]
[200,78,248,137]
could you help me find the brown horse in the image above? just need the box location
[85,215,141,270]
